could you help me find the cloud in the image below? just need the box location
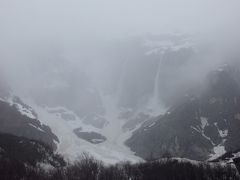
[0,0,240,100]
[0,0,240,40]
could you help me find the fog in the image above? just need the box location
[1,0,240,164]
[0,0,240,110]
[1,0,240,36]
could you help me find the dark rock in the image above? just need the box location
[0,99,58,150]
[73,129,106,144]
[0,133,65,167]
[126,63,240,161]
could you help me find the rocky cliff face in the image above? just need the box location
[0,133,64,167]
[0,84,58,150]
[126,63,240,161]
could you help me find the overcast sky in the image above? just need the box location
[1,0,240,40]
[0,0,240,85]
[0,0,240,107]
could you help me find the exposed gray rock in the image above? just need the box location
[73,128,106,144]
[122,112,151,132]
[126,63,240,161]
[0,99,58,150]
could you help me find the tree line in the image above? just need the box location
[0,153,239,180]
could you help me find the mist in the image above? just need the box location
[0,0,240,137]
[0,1,239,107]
[0,1,239,75]
[1,0,240,168]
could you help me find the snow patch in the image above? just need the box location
[23,97,142,164]
[29,123,45,133]
[219,129,228,138]
[209,143,226,161]
[214,122,228,138]
[233,152,240,158]
[15,103,36,119]
[191,123,215,146]
[200,117,209,129]
[148,122,156,128]
[6,95,37,119]
[144,38,195,56]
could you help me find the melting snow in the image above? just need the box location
[6,96,37,119]
[219,129,228,138]
[191,124,215,146]
[144,38,195,56]
[22,96,142,164]
[200,117,209,129]
[148,122,156,128]
[209,143,226,161]
[28,123,45,133]
[15,103,36,119]
[214,122,228,138]
[207,123,228,160]
[233,152,240,158]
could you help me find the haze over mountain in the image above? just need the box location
[1,0,240,179]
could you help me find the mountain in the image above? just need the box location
[13,33,198,163]
[0,132,65,180]
[0,132,64,167]
[126,62,240,160]
[0,79,58,150]
[2,33,240,165]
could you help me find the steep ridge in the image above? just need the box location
[24,95,142,163]
[0,80,58,150]
[0,132,64,167]
[126,62,240,161]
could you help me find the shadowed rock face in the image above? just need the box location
[0,79,58,150]
[0,133,65,167]
[73,128,106,144]
[0,98,59,150]
[126,63,240,161]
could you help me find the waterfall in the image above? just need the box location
[148,58,165,115]
[153,60,161,105]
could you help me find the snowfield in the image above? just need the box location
[22,96,143,164]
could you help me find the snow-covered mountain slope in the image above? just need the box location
[14,33,198,120]
[0,90,58,150]
[22,96,142,164]
[0,81,143,163]
[102,33,198,110]
[4,33,239,164]
[126,62,240,161]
